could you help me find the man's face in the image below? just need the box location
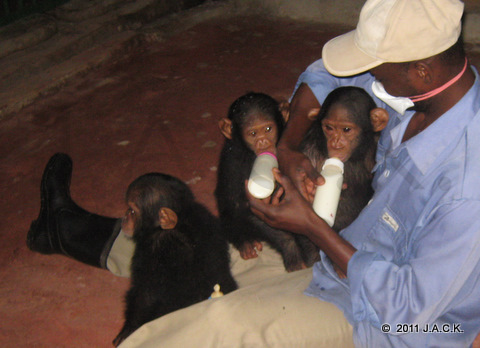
[370,62,416,97]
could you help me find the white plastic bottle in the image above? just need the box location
[248,152,278,199]
[313,157,344,227]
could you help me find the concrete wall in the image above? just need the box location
[226,0,480,46]
[1,0,479,118]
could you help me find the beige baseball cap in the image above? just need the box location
[322,0,464,76]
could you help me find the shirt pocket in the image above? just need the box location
[366,207,408,262]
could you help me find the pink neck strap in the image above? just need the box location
[409,58,468,102]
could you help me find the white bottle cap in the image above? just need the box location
[248,178,275,199]
[322,157,344,174]
[247,152,278,199]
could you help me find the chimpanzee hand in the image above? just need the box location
[247,169,320,236]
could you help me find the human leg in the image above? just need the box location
[27,153,133,275]
[229,243,288,287]
[118,268,353,348]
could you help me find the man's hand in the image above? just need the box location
[247,169,317,235]
[277,145,323,201]
[247,168,356,276]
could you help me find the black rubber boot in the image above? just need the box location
[27,153,120,268]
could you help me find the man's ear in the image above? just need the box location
[370,107,389,132]
[413,61,433,84]
[218,118,233,139]
[158,208,178,230]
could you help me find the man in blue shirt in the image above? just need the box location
[249,0,480,346]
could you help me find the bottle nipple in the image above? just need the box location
[210,284,224,298]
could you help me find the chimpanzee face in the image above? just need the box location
[241,112,279,155]
[321,103,362,162]
[121,201,140,236]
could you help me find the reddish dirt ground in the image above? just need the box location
[1,15,479,347]
[0,16,349,347]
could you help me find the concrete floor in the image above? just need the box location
[1,11,480,348]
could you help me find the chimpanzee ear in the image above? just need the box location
[158,208,178,230]
[370,107,389,132]
[307,108,320,121]
[218,118,233,139]
[279,101,290,123]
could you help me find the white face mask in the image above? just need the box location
[371,80,414,115]
[371,58,468,115]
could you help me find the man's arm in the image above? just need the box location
[277,83,323,198]
[249,173,480,337]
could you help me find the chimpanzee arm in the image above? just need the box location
[215,148,262,249]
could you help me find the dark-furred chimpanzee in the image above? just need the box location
[215,92,319,272]
[215,89,388,272]
[113,173,237,346]
[301,86,388,232]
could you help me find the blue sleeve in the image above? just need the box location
[347,199,480,332]
[291,59,376,104]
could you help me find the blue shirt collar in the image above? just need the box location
[389,66,480,175]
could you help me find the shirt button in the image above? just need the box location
[384,170,390,178]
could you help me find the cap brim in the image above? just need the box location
[322,30,384,77]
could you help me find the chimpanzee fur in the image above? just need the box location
[113,173,237,346]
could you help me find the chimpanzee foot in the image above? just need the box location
[26,153,73,254]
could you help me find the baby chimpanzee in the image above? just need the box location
[215,92,319,272]
[300,86,388,232]
[113,173,237,346]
